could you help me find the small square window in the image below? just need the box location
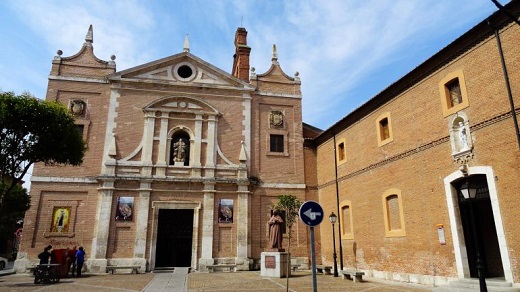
[270,134,284,153]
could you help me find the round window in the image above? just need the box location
[177,65,193,79]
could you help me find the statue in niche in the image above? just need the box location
[458,122,469,151]
[173,138,186,162]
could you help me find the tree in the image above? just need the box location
[0,182,29,256]
[272,195,302,292]
[0,91,85,213]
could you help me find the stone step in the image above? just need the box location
[433,278,520,292]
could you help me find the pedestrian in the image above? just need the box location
[67,246,77,276]
[38,245,52,265]
[75,246,86,277]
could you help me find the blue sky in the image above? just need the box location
[0,0,504,131]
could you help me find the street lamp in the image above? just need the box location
[460,182,487,292]
[329,212,339,277]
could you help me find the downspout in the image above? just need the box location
[332,134,344,270]
[488,19,520,149]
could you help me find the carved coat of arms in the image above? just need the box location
[270,111,284,128]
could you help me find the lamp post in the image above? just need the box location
[329,212,339,277]
[460,182,487,292]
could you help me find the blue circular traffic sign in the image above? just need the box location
[299,201,324,227]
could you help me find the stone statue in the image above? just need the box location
[267,210,284,250]
[173,139,186,162]
[458,122,469,150]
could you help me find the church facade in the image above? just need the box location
[15,1,520,289]
[314,1,520,288]
[15,26,320,273]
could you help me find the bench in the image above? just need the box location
[315,265,332,275]
[291,264,301,271]
[27,266,38,275]
[207,264,237,273]
[341,270,365,282]
[106,265,140,274]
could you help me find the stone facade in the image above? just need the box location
[314,2,520,288]
[16,26,316,273]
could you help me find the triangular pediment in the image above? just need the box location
[109,52,254,90]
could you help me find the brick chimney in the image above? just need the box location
[232,27,251,83]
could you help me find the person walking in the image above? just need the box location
[75,246,86,277]
[67,246,77,277]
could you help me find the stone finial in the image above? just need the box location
[108,133,117,157]
[84,25,93,47]
[272,44,278,62]
[239,141,247,162]
[183,33,190,53]
[54,50,63,61]
[294,71,300,82]
[108,55,117,68]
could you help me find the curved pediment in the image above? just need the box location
[143,95,220,116]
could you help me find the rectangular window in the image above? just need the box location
[338,142,345,161]
[386,195,401,231]
[270,134,284,152]
[379,118,390,140]
[447,79,462,108]
[342,206,351,234]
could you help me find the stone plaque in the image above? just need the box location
[265,256,276,269]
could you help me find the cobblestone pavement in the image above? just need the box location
[0,270,434,292]
[0,273,155,291]
[187,270,434,292]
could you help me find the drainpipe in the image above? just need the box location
[488,19,520,149]
[332,135,344,270]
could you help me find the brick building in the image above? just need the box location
[314,1,520,289]
[14,1,520,290]
[15,26,320,273]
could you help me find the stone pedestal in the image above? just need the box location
[261,252,289,278]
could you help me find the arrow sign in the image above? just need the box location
[303,208,321,220]
[299,201,324,227]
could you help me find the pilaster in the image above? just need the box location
[134,180,151,258]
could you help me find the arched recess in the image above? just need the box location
[443,166,512,282]
[168,126,194,166]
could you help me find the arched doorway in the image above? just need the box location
[453,174,504,279]
[444,167,512,282]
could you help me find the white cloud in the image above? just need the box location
[2,0,498,129]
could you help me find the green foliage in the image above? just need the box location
[0,91,85,211]
[273,195,302,289]
[0,183,29,241]
[273,195,302,228]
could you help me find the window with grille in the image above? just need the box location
[270,134,284,153]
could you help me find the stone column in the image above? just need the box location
[142,111,155,176]
[236,182,251,270]
[89,179,114,273]
[199,182,215,269]
[205,115,217,177]
[133,180,151,270]
[156,112,169,177]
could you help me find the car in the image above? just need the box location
[0,257,7,270]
